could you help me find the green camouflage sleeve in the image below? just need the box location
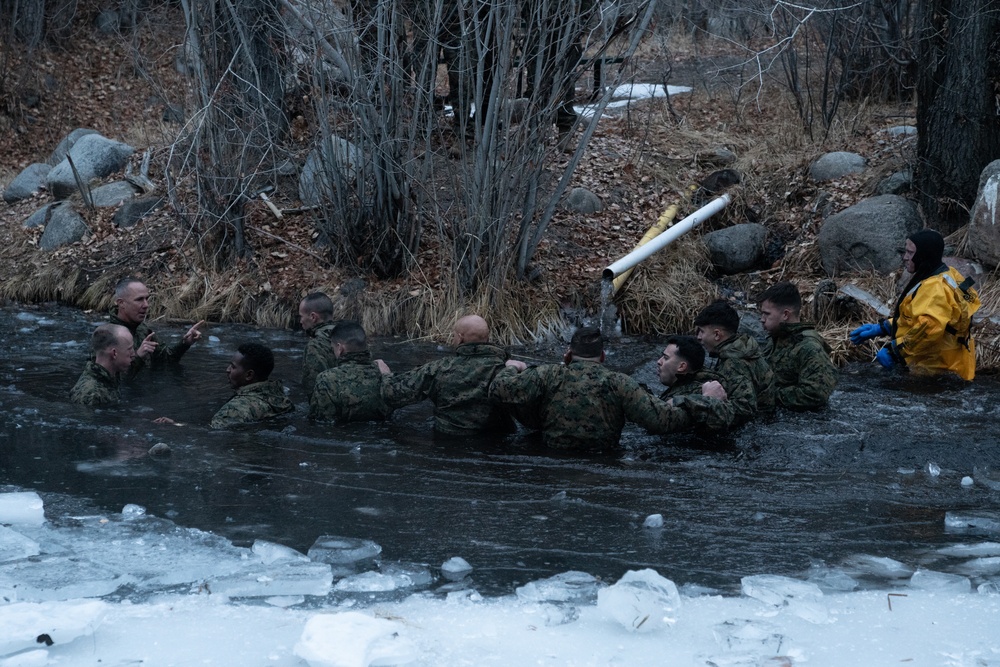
[488,365,546,406]
[616,375,690,434]
[210,397,254,429]
[381,362,437,409]
[302,337,336,392]
[777,340,838,410]
[672,394,734,432]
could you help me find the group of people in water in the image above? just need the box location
[69,229,980,451]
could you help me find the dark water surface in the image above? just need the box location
[2,303,999,597]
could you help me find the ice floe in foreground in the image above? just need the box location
[2,490,1000,667]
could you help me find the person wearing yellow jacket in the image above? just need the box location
[849,230,980,380]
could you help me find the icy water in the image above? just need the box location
[1,303,999,598]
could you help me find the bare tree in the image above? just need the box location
[170,0,287,265]
[915,0,1000,232]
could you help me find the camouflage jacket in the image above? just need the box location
[302,321,338,394]
[712,334,776,427]
[382,342,515,435]
[765,322,837,410]
[309,350,393,423]
[210,379,294,429]
[660,368,734,432]
[109,312,191,378]
[490,360,690,451]
[70,362,121,407]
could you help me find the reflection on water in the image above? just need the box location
[2,303,999,596]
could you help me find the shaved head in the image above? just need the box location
[454,315,489,344]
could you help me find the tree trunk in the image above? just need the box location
[916,0,1000,233]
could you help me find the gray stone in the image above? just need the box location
[968,159,1000,269]
[562,187,603,214]
[817,195,923,276]
[47,134,135,200]
[298,136,363,207]
[696,147,737,167]
[38,203,89,250]
[703,223,768,275]
[875,170,913,196]
[23,203,56,229]
[90,181,139,207]
[3,163,51,203]
[47,128,99,166]
[809,151,866,182]
[113,196,164,228]
[886,125,917,137]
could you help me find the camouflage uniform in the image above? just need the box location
[489,360,691,451]
[309,350,393,423]
[70,362,121,407]
[302,320,338,394]
[766,322,838,410]
[712,334,776,427]
[109,312,191,378]
[210,379,294,429]
[660,368,734,432]
[382,342,515,435]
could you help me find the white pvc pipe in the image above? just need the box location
[602,193,731,281]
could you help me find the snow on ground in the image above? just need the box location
[2,491,1000,667]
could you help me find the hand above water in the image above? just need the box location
[701,380,727,400]
[182,320,206,345]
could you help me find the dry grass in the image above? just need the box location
[614,235,715,334]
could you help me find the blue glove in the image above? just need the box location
[875,347,896,368]
[849,321,889,345]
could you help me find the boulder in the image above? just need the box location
[47,128,99,166]
[113,195,164,228]
[810,151,866,182]
[38,203,88,250]
[968,159,1000,268]
[886,125,917,137]
[47,134,134,200]
[90,181,139,207]
[3,163,51,203]
[23,203,56,229]
[562,187,603,214]
[818,194,923,275]
[703,223,767,274]
[875,170,912,196]
[298,136,362,207]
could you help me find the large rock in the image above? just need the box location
[3,163,51,203]
[46,134,134,200]
[47,128,99,166]
[968,159,1000,268]
[875,170,912,196]
[113,195,164,228]
[810,151,866,182]
[818,195,923,275]
[23,203,57,229]
[562,187,602,214]
[38,203,88,250]
[703,223,768,274]
[298,136,362,207]
[90,181,139,207]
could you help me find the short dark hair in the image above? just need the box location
[666,334,705,373]
[693,300,740,334]
[92,324,124,353]
[756,281,801,314]
[570,326,604,357]
[114,276,144,299]
[236,342,275,380]
[330,320,368,352]
[301,292,334,319]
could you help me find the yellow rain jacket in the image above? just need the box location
[890,266,980,380]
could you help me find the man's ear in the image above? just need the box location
[782,308,793,322]
[245,369,256,383]
[677,360,689,374]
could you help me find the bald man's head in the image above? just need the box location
[453,315,489,345]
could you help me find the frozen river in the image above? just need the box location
[1,302,999,665]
